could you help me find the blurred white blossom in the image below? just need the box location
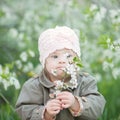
[23,62,33,72]
[15,60,22,69]
[90,4,98,11]
[0,65,20,90]
[112,68,120,79]
[103,61,114,71]
[28,50,35,57]
[90,4,106,23]
[95,7,106,23]
[9,28,18,38]
[20,51,28,62]
[17,33,26,48]
[113,40,120,50]
[9,76,20,89]
[95,73,102,82]
[4,66,10,74]
[110,9,120,24]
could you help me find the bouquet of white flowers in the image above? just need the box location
[50,57,83,97]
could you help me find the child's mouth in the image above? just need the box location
[56,67,65,71]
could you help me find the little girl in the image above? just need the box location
[16,26,106,120]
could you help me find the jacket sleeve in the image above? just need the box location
[15,78,45,120]
[76,74,106,120]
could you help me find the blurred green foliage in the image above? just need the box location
[0,0,120,120]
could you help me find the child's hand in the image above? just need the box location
[56,91,76,109]
[45,99,62,118]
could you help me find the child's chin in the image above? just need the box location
[57,70,66,78]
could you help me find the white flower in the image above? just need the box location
[54,80,64,89]
[51,69,57,76]
[53,63,79,95]
[54,90,61,96]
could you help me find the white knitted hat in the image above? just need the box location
[38,26,81,67]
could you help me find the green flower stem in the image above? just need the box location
[0,92,14,111]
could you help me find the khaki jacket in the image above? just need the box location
[15,71,106,120]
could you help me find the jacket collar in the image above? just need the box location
[39,70,55,88]
[38,70,82,88]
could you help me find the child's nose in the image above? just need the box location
[58,57,67,64]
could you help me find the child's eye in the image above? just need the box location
[66,54,72,58]
[64,53,73,58]
[51,55,58,59]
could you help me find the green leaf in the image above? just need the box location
[73,57,83,68]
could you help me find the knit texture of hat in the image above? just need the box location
[38,26,81,67]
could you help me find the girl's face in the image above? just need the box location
[45,49,77,81]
